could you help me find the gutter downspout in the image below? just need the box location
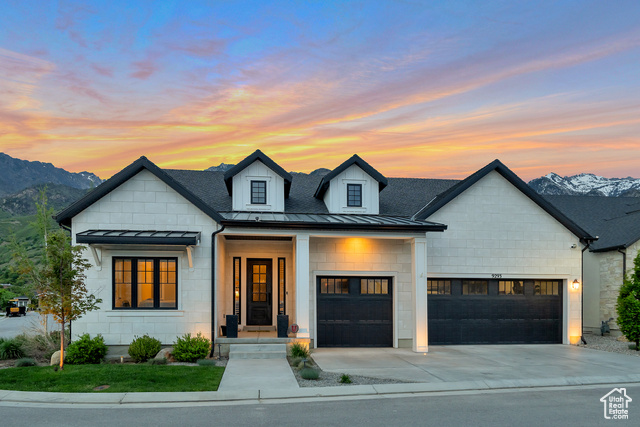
[581,240,592,345]
[210,225,225,357]
[618,248,627,282]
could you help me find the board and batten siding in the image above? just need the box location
[323,164,380,214]
[231,160,285,211]
[71,169,219,345]
[425,170,583,343]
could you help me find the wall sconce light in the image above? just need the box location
[571,279,580,290]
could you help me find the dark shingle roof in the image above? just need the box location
[545,195,640,252]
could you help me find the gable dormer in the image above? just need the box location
[224,150,292,212]
[314,154,388,214]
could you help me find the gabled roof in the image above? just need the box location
[414,159,595,242]
[55,156,224,226]
[223,149,292,197]
[314,154,388,199]
[546,195,640,252]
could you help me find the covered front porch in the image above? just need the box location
[215,232,304,343]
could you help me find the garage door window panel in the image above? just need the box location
[499,280,524,295]
[462,280,488,295]
[428,280,451,295]
[360,278,389,295]
[534,280,560,295]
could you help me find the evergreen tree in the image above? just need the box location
[617,251,640,350]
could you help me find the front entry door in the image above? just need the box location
[247,259,273,325]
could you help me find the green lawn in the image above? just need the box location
[0,364,225,392]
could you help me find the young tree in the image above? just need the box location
[12,188,101,369]
[617,250,640,351]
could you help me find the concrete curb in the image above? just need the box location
[2,375,640,405]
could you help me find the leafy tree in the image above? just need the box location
[0,287,17,309]
[617,250,640,351]
[12,190,101,369]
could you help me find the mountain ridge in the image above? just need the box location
[0,153,103,197]
[528,172,640,197]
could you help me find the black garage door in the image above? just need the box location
[317,276,392,347]
[428,279,562,345]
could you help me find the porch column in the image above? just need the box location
[295,234,310,338]
[412,236,428,352]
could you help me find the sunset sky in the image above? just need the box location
[1,0,639,181]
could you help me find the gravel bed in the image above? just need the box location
[290,358,408,388]
[579,334,640,357]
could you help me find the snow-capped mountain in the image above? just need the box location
[528,173,640,197]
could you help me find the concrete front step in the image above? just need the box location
[229,343,287,359]
[242,325,277,332]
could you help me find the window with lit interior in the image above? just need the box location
[113,257,177,309]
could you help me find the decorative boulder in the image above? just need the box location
[155,347,175,362]
[50,350,65,366]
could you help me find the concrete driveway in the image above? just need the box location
[312,345,640,384]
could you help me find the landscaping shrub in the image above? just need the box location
[300,367,320,380]
[0,338,25,359]
[147,358,167,365]
[289,342,309,358]
[65,334,108,365]
[197,358,216,366]
[289,356,303,368]
[617,250,640,351]
[172,333,211,363]
[128,335,162,363]
[340,374,352,384]
[14,330,68,362]
[15,357,36,367]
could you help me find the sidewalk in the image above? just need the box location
[2,374,640,406]
[218,358,298,391]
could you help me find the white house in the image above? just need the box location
[55,150,593,352]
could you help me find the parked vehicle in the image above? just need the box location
[5,298,27,317]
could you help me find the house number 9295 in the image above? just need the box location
[491,274,502,278]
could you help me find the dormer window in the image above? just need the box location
[347,184,362,207]
[251,180,267,204]
[314,154,387,215]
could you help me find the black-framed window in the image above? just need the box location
[251,180,267,204]
[499,280,524,295]
[535,280,559,295]
[233,257,241,322]
[462,280,488,295]
[320,277,349,294]
[278,258,286,315]
[347,183,362,207]
[427,280,451,295]
[360,278,389,295]
[113,257,177,309]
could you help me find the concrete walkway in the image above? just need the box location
[218,359,299,391]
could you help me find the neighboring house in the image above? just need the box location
[546,195,640,335]
[55,150,593,352]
